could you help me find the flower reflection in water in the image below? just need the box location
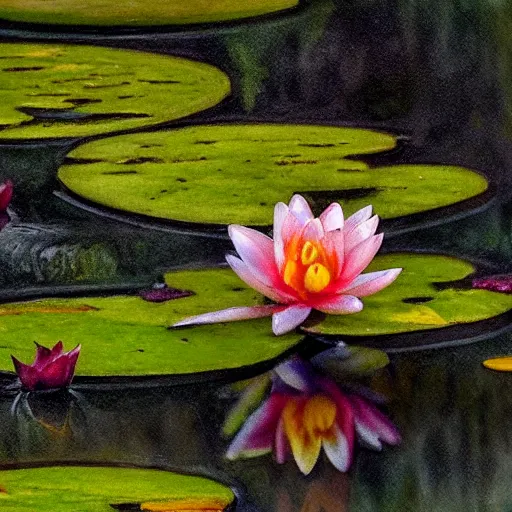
[225,356,400,475]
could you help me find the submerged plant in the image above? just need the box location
[174,194,401,334]
[12,341,81,391]
[225,357,400,475]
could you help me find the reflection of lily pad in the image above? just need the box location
[0,465,234,511]
[0,0,298,26]
[0,44,230,139]
[304,253,512,340]
[58,124,488,228]
[0,268,302,380]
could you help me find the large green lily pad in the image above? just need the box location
[0,0,298,26]
[0,268,302,380]
[58,124,488,227]
[304,253,512,338]
[0,465,234,511]
[0,43,230,140]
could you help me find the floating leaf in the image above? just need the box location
[311,345,390,379]
[0,466,234,511]
[0,0,298,26]
[304,253,512,337]
[0,268,303,380]
[482,357,512,372]
[0,43,230,139]
[58,124,488,228]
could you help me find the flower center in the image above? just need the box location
[304,263,331,293]
[303,394,337,435]
[283,240,332,296]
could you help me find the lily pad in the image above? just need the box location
[303,254,512,347]
[0,43,230,139]
[0,268,303,381]
[58,124,489,228]
[0,465,234,511]
[0,0,298,26]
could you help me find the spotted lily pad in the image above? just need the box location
[0,268,303,381]
[0,0,298,26]
[0,43,230,139]
[0,465,234,511]
[57,124,489,228]
[304,254,512,347]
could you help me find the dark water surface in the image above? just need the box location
[0,0,511,510]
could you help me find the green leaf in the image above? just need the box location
[0,43,230,139]
[0,0,298,26]
[304,253,512,337]
[0,268,302,379]
[0,465,234,511]
[58,124,488,227]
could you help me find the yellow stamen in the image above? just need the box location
[283,260,298,288]
[304,263,331,293]
[303,395,337,435]
[301,241,318,266]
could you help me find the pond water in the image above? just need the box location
[0,0,511,510]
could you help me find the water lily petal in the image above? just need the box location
[172,305,280,328]
[0,180,13,212]
[301,218,324,244]
[319,202,344,232]
[324,229,344,278]
[33,341,60,368]
[340,268,402,297]
[350,395,401,446]
[272,305,312,335]
[344,205,373,234]
[273,201,289,271]
[342,233,384,284]
[312,295,363,315]
[483,356,512,371]
[282,397,322,475]
[318,378,355,468]
[228,225,279,287]
[274,358,315,393]
[289,194,314,225]
[40,351,79,389]
[11,357,39,390]
[354,421,382,451]
[226,255,295,303]
[275,415,289,463]
[344,215,379,253]
[322,424,351,472]
[226,392,290,459]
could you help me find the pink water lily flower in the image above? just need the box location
[226,358,401,475]
[174,194,401,335]
[0,179,13,213]
[12,341,81,391]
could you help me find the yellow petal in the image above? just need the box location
[304,263,331,293]
[483,357,512,372]
[282,398,322,475]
